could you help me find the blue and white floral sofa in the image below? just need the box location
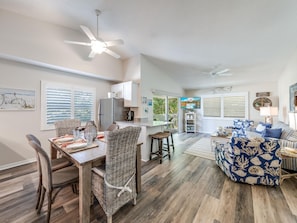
[215,137,281,186]
[245,121,297,171]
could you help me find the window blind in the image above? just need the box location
[41,81,96,130]
[203,97,221,117]
[223,96,245,118]
[202,93,248,119]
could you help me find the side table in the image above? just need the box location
[210,134,232,152]
[280,147,297,184]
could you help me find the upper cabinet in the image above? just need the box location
[111,81,138,107]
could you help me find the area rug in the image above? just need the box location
[184,137,215,160]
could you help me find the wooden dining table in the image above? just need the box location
[49,136,142,223]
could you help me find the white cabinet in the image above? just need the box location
[111,81,138,107]
[185,112,196,133]
[111,83,124,98]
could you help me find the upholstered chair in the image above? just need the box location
[92,126,141,223]
[28,140,79,223]
[54,119,81,137]
[25,134,73,209]
[215,137,281,186]
[106,123,119,131]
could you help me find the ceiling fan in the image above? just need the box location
[209,67,232,77]
[64,9,123,59]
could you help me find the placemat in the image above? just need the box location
[65,143,99,154]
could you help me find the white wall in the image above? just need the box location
[0,59,113,169]
[139,55,185,122]
[0,10,125,170]
[278,50,297,123]
[186,82,278,133]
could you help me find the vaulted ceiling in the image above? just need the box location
[1,0,297,90]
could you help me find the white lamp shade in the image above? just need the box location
[260,107,278,116]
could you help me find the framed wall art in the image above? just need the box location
[252,97,272,111]
[0,87,36,111]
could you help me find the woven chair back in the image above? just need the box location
[54,119,81,136]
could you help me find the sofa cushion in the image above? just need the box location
[263,128,282,139]
[281,128,297,142]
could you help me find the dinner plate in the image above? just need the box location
[66,142,88,149]
[55,137,73,142]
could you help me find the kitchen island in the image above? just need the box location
[116,121,171,161]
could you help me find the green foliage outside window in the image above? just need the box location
[153,97,165,114]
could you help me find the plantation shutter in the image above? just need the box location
[203,97,221,117]
[41,81,96,130]
[223,96,245,118]
[74,89,95,122]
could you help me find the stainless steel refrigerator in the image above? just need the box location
[98,98,129,131]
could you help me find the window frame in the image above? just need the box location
[41,81,96,130]
[201,92,249,120]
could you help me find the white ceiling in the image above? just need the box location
[1,0,297,90]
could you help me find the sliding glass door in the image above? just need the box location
[153,95,178,130]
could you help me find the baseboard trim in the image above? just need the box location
[0,158,36,171]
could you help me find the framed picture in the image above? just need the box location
[0,87,36,110]
[252,97,272,111]
[289,83,297,111]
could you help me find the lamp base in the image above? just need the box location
[265,116,272,124]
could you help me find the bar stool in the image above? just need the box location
[163,129,176,152]
[149,132,171,164]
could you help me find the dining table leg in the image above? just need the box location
[79,162,92,223]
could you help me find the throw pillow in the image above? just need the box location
[256,123,266,133]
[263,128,282,139]
[259,121,272,128]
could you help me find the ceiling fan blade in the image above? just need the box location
[88,50,97,58]
[80,25,97,41]
[219,72,232,77]
[64,40,91,46]
[104,48,120,59]
[215,68,230,75]
[105,39,124,47]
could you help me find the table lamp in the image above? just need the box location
[260,106,278,124]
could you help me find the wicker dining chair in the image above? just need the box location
[25,134,73,209]
[54,119,81,137]
[28,140,79,223]
[92,126,141,223]
[106,123,119,131]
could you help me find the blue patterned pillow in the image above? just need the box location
[263,128,282,139]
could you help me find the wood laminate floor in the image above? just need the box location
[1,133,297,223]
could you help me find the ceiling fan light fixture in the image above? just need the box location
[91,41,105,53]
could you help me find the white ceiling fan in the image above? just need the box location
[209,66,232,77]
[64,9,123,59]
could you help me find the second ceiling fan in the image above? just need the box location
[65,9,123,59]
[209,66,232,77]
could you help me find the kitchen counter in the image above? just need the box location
[116,120,171,127]
[116,120,170,161]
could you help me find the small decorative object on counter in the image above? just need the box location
[84,121,97,142]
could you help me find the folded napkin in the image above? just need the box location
[97,135,104,139]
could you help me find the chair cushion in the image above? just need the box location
[52,166,79,186]
[263,128,282,139]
